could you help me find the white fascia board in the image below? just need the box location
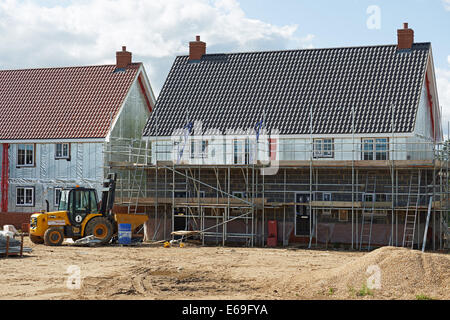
[0,138,105,144]
[411,49,431,137]
[138,65,157,106]
[427,47,443,141]
[413,47,443,142]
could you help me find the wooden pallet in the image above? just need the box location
[0,234,32,258]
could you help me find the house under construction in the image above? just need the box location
[105,24,450,251]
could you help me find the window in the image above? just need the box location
[16,187,34,206]
[338,210,348,222]
[375,138,388,160]
[232,191,246,199]
[174,191,187,198]
[313,139,334,158]
[74,189,90,214]
[89,190,99,213]
[55,143,70,160]
[322,192,332,215]
[233,139,250,164]
[363,193,375,202]
[190,191,205,198]
[362,138,388,160]
[59,189,70,211]
[54,188,62,206]
[190,140,208,159]
[17,144,34,166]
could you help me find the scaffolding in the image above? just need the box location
[102,98,449,251]
[104,134,450,251]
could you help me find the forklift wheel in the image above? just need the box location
[44,228,64,246]
[85,217,113,244]
[29,234,44,244]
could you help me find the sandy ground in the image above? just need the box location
[0,238,448,300]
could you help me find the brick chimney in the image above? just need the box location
[116,46,132,69]
[397,23,414,50]
[189,36,206,61]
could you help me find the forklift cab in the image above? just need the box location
[58,187,99,227]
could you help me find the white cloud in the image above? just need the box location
[437,68,450,136]
[0,0,314,94]
[444,0,450,10]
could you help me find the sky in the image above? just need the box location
[0,0,449,133]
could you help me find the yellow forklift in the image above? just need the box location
[29,173,148,246]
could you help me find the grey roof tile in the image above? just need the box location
[144,43,430,137]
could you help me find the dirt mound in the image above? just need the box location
[302,247,450,299]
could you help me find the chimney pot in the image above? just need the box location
[189,36,206,61]
[397,22,414,50]
[116,46,132,69]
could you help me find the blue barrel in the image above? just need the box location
[118,223,132,245]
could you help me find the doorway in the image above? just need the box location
[295,192,311,236]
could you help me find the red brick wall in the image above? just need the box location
[0,212,32,229]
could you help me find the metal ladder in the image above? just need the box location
[442,218,450,250]
[127,139,147,215]
[360,175,376,251]
[402,172,421,249]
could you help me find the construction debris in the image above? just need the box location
[171,230,200,237]
[0,233,32,257]
[72,235,103,247]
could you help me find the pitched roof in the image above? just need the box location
[0,63,141,140]
[143,43,431,137]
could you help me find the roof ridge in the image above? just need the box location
[176,42,431,58]
[0,62,142,73]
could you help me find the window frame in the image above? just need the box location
[16,186,35,207]
[363,193,376,203]
[321,192,332,215]
[313,138,334,158]
[190,140,208,159]
[338,210,349,222]
[54,187,62,207]
[190,190,205,198]
[55,143,71,160]
[361,138,389,160]
[232,191,246,199]
[233,139,250,164]
[323,192,332,202]
[17,144,35,167]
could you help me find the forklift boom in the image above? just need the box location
[100,173,116,216]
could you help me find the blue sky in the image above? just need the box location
[2,0,450,129]
[239,0,450,70]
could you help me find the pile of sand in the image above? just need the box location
[300,247,450,299]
